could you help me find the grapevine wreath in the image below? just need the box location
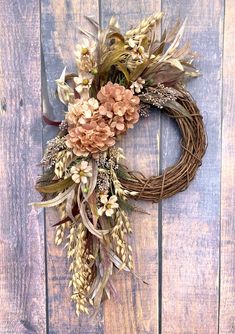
[33,13,207,316]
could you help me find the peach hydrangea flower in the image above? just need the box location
[66,97,99,125]
[97,81,140,134]
[66,118,115,157]
[65,82,140,157]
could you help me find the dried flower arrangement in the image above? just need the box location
[32,12,207,316]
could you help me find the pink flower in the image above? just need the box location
[97,82,140,135]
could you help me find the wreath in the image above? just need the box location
[32,12,207,316]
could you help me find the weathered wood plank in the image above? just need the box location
[220,1,235,333]
[0,1,46,333]
[161,1,224,333]
[100,2,161,333]
[41,1,102,333]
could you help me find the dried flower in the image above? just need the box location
[130,77,145,94]
[139,84,178,109]
[59,119,68,131]
[96,171,110,193]
[34,12,203,319]
[126,38,149,66]
[98,195,119,217]
[139,102,151,117]
[109,147,124,164]
[41,136,67,168]
[74,73,93,100]
[70,160,92,184]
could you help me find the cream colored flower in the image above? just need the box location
[70,160,92,184]
[75,38,97,72]
[74,73,93,100]
[127,38,149,63]
[98,195,119,217]
[130,77,145,94]
[75,38,96,57]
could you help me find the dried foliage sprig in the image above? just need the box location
[33,12,207,316]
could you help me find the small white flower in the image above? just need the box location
[75,39,97,72]
[98,195,119,217]
[75,38,96,58]
[130,77,145,94]
[74,73,93,100]
[70,160,92,184]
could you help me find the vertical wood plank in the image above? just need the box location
[0,1,46,333]
[161,1,224,333]
[41,1,102,333]
[220,1,235,332]
[100,2,161,333]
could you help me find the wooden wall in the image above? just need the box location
[0,0,234,333]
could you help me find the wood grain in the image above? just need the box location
[220,1,235,333]
[100,1,161,333]
[2,0,234,332]
[0,1,46,333]
[41,1,102,333]
[161,1,224,333]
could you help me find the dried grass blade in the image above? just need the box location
[80,201,108,239]
[65,187,76,223]
[85,16,100,29]
[30,184,76,208]
[108,250,130,272]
